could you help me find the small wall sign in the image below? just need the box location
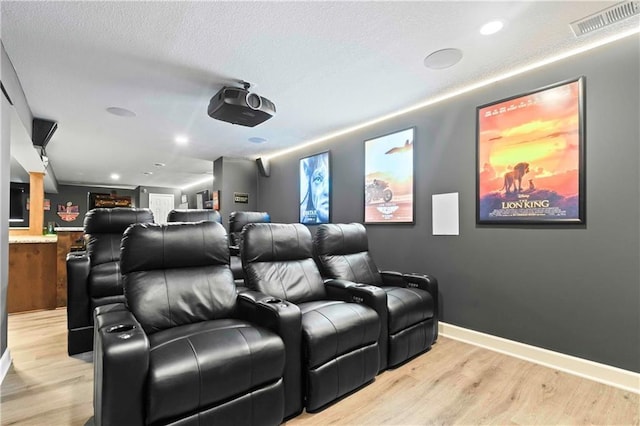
[234,192,249,204]
[57,202,80,222]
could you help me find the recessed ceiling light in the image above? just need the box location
[248,137,267,144]
[424,48,463,70]
[143,171,153,176]
[106,107,136,117]
[110,173,120,180]
[480,20,504,35]
[154,162,166,168]
[175,135,189,145]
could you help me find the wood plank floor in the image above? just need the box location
[1,308,638,425]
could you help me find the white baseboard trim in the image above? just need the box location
[439,322,640,394]
[0,348,11,384]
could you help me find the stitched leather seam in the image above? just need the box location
[203,225,216,312]
[150,323,250,351]
[314,308,342,401]
[345,303,368,350]
[161,226,173,328]
[270,225,289,301]
[313,308,340,362]
[387,291,409,331]
[185,338,202,418]
[236,327,254,422]
[294,225,314,301]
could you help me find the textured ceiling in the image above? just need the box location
[2,1,638,189]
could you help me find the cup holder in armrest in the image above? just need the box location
[106,324,136,333]
[354,284,369,288]
[264,298,284,304]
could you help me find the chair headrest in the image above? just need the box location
[84,208,154,234]
[121,221,229,273]
[313,223,370,256]
[167,209,221,224]
[241,223,312,263]
[228,211,271,233]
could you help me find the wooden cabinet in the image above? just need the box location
[8,240,57,313]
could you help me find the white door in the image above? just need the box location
[148,193,175,224]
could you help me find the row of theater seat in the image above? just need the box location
[68,208,438,425]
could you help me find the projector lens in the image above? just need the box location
[246,93,262,110]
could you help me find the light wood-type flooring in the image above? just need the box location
[1,308,638,425]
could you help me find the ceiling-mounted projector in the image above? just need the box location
[207,83,276,127]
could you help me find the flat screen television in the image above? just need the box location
[9,185,25,223]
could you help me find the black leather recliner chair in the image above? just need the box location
[66,207,154,355]
[167,208,222,224]
[241,222,386,412]
[313,223,438,369]
[93,221,298,425]
[228,211,271,286]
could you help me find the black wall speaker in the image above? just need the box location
[32,118,58,149]
[256,157,270,177]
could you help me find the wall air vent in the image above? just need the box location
[570,1,639,36]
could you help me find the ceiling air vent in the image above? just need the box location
[570,1,639,36]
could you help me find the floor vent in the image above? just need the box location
[570,1,639,36]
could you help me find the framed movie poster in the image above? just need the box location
[212,190,220,210]
[300,151,330,224]
[364,127,415,224]
[477,77,585,224]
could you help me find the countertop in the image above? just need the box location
[9,235,58,244]
[54,227,84,232]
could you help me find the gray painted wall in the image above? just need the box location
[1,94,11,361]
[214,157,258,228]
[182,181,214,212]
[257,36,640,372]
[2,42,35,365]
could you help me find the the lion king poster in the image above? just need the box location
[477,78,585,224]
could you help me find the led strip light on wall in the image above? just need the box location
[264,27,640,162]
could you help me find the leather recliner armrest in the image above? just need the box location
[67,252,91,330]
[237,291,303,419]
[380,271,438,313]
[325,279,388,371]
[229,244,240,256]
[380,271,439,340]
[94,304,149,426]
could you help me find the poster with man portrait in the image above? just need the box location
[476,77,585,224]
[300,151,330,224]
[364,127,415,224]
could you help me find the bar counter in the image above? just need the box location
[8,235,58,313]
[9,228,85,313]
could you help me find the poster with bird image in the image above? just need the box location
[477,77,585,224]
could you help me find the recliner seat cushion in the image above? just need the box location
[299,300,379,368]
[147,319,285,425]
[315,252,383,286]
[122,222,236,334]
[313,223,383,286]
[384,286,434,334]
[244,259,326,303]
[242,223,327,303]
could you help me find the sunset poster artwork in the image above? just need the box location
[476,78,585,224]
